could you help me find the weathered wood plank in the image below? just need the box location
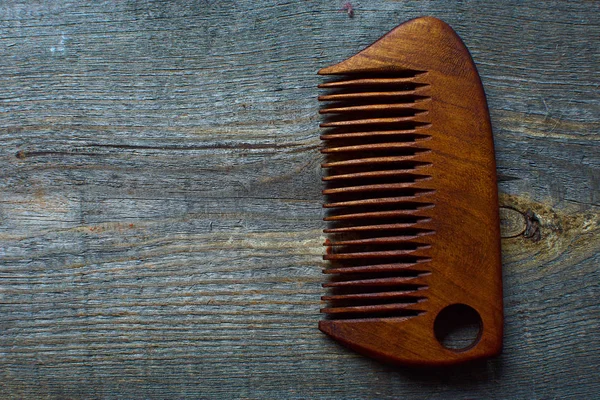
[1,0,599,398]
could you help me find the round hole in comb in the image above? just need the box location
[434,304,482,352]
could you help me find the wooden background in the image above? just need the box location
[1,1,598,398]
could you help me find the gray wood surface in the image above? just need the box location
[1,1,598,398]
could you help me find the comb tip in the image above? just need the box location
[317,66,337,75]
[318,319,333,334]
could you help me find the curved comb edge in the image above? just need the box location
[318,16,503,366]
[318,17,469,76]
[319,310,502,367]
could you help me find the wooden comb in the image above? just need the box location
[318,17,502,366]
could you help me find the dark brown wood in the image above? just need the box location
[319,17,502,366]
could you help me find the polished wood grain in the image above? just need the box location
[0,1,599,398]
[319,17,502,366]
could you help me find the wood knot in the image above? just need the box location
[523,209,541,242]
[499,207,541,242]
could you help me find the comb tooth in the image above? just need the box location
[323,275,428,288]
[320,129,431,140]
[323,182,432,195]
[324,261,430,275]
[319,102,427,115]
[324,210,429,222]
[321,302,425,315]
[323,169,428,181]
[322,289,426,301]
[323,223,433,234]
[320,115,427,128]
[317,76,424,88]
[324,248,430,261]
[321,142,429,154]
[321,155,425,168]
[324,197,433,208]
[318,87,428,102]
[325,236,422,246]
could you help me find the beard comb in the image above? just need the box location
[318,17,502,366]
